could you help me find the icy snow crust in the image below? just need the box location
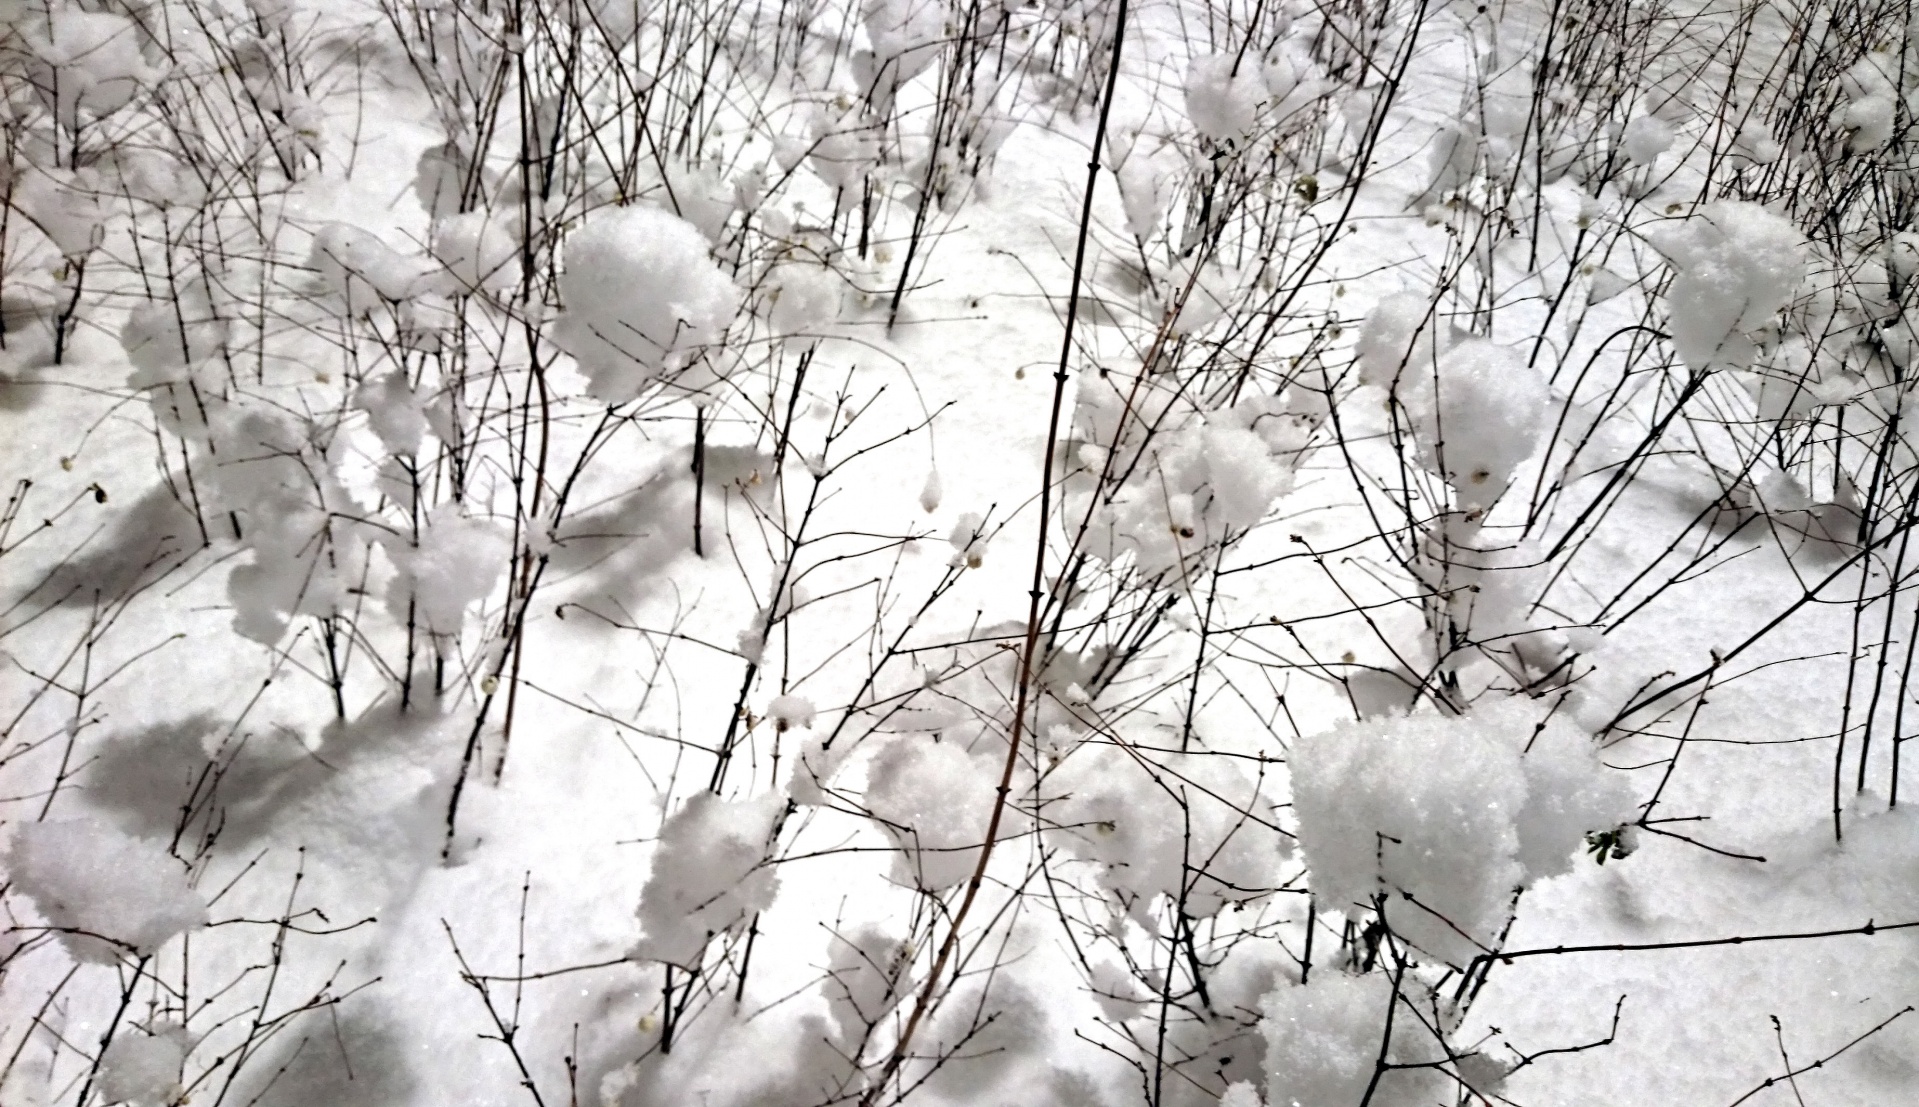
[4,0,1919,1104]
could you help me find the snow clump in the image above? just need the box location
[1262,972,1445,1107]
[1399,337,1551,510]
[1048,745,1290,919]
[98,1026,191,1107]
[863,735,1006,889]
[7,819,209,964]
[26,10,161,129]
[1185,53,1264,141]
[1650,201,1807,371]
[552,204,739,405]
[381,505,513,637]
[309,223,434,309]
[1288,697,1633,966]
[632,792,782,966]
[766,694,817,731]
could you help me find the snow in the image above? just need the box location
[7,0,1919,1103]
[632,791,782,967]
[1650,200,1808,371]
[97,1028,188,1107]
[551,204,739,404]
[6,820,208,964]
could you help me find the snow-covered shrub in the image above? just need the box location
[1262,972,1444,1107]
[24,8,160,131]
[1398,337,1550,510]
[381,505,512,637]
[6,820,209,963]
[1185,54,1264,141]
[97,1027,190,1107]
[1048,745,1290,918]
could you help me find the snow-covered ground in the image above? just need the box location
[4,0,1919,1104]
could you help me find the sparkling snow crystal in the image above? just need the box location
[98,1026,190,1107]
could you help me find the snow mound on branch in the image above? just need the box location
[863,735,1006,890]
[26,10,161,127]
[7,820,208,964]
[309,223,435,309]
[1262,972,1444,1107]
[1185,53,1264,140]
[1049,745,1290,919]
[1353,292,1435,388]
[632,792,782,967]
[1650,201,1807,371]
[1400,337,1550,510]
[552,204,739,404]
[99,1026,190,1107]
[1288,698,1633,966]
[381,505,512,636]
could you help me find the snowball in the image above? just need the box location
[863,736,1003,890]
[1400,338,1550,509]
[1262,40,1328,120]
[861,0,944,83]
[768,263,842,337]
[383,505,512,636]
[1506,705,1637,885]
[1117,160,1168,241]
[98,1027,189,1107]
[1185,54,1263,141]
[579,0,650,46]
[1732,120,1781,164]
[7,820,208,963]
[121,277,227,376]
[808,101,880,194]
[552,204,739,404]
[211,412,372,643]
[1621,115,1675,165]
[1197,425,1291,528]
[1654,201,1807,371]
[1586,267,1631,305]
[632,792,782,967]
[1049,745,1290,918]
[354,370,428,456]
[16,168,111,258]
[1167,260,1241,334]
[918,468,942,513]
[766,694,817,731]
[823,924,910,1042]
[1262,974,1390,1107]
[1291,699,1631,965]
